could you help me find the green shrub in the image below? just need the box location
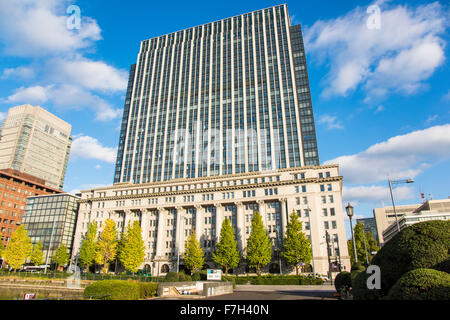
[83,280,140,300]
[351,262,366,272]
[351,270,363,286]
[387,268,450,300]
[434,258,450,274]
[191,272,201,281]
[139,282,159,299]
[335,271,352,292]
[352,270,384,300]
[164,271,179,282]
[371,220,450,295]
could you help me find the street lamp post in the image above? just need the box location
[345,203,358,264]
[388,177,414,232]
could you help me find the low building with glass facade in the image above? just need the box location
[23,193,80,264]
[0,168,62,246]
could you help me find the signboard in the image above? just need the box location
[206,269,222,281]
[24,293,36,300]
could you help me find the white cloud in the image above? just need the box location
[325,124,450,184]
[70,135,117,163]
[48,56,128,92]
[425,114,438,125]
[1,66,35,79]
[5,85,50,104]
[0,0,126,122]
[0,0,101,57]
[48,84,122,121]
[318,114,343,130]
[343,185,414,205]
[304,2,447,100]
[4,84,122,122]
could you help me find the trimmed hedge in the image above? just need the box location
[139,282,159,299]
[352,270,383,300]
[192,270,208,281]
[334,271,352,292]
[84,280,141,300]
[387,268,450,300]
[84,280,159,300]
[164,271,193,282]
[371,220,450,295]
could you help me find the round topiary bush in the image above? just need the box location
[351,270,384,300]
[351,262,366,272]
[434,258,450,274]
[371,220,450,295]
[387,268,450,300]
[84,280,140,300]
[335,271,352,292]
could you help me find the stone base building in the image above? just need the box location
[71,164,350,276]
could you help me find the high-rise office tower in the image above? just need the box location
[73,5,350,276]
[114,4,319,184]
[0,104,72,190]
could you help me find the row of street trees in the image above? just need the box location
[78,219,145,273]
[0,225,70,271]
[0,210,312,276]
[347,221,380,265]
[183,210,312,276]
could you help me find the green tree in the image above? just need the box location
[213,218,240,275]
[79,222,98,273]
[347,221,380,265]
[246,211,272,276]
[30,241,45,266]
[183,230,205,275]
[4,226,32,271]
[95,219,118,273]
[118,221,145,273]
[52,244,70,271]
[281,210,312,275]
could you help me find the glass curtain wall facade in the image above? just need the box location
[23,194,79,261]
[114,4,319,184]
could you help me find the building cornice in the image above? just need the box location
[79,175,343,203]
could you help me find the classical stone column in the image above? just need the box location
[280,198,287,238]
[175,206,184,255]
[124,209,131,231]
[215,203,224,243]
[141,209,150,246]
[236,201,245,251]
[155,208,167,257]
[195,205,203,241]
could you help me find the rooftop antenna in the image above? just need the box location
[420,188,425,203]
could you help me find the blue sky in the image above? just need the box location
[0,0,449,229]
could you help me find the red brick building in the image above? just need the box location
[0,169,62,246]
